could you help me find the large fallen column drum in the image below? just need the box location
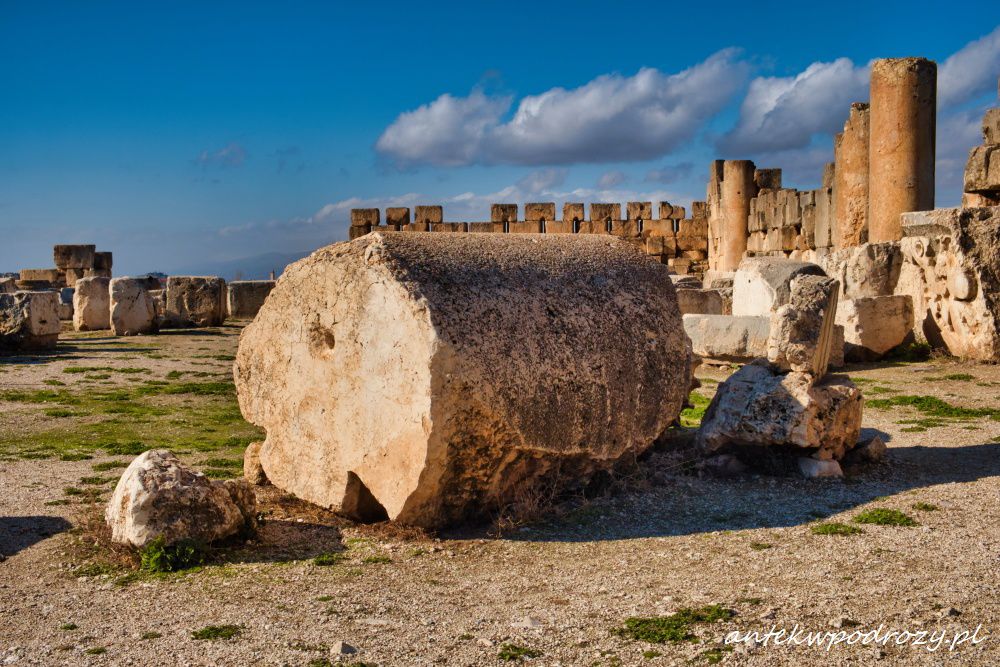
[235,232,692,527]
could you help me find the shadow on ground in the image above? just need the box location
[0,515,72,558]
[487,441,1000,543]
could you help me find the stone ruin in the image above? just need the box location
[234,232,693,528]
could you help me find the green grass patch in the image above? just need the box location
[191,624,242,640]
[498,643,543,661]
[79,475,116,486]
[202,467,239,479]
[139,536,206,573]
[697,645,734,664]
[59,452,92,461]
[614,605,734,644]
[853,508,918,527]
[139,631,162,640]
[91,460,126,471]
[680,391,712,428]
[868,395,1000,421]
[868,386,900,395]
[912,502,939,512]
[313,552,346,567]
[362,555,392,565]
[926,373,975,382]
[43,379,66,386]
[59,623,78,631]
[63,366,114,374]
[749,542,772,551]
[84,647,106,655]
[200,457,242,468]
[810,522,863,536]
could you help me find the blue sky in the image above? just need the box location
[1,2,998,276]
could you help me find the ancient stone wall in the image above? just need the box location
[348,200,710,275]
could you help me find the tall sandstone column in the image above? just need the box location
[868,58,936,243]
[720,160,757,272]
[833,103,870,248]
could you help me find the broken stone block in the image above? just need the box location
[0,291,61,352]
[350,208,379,227]
[386,207,410,226]
[93,251,113,272]
[754,168,782,190]
[164,276,227,327]
[835,295,914,360]
[0,277,16,294]
[697,362,863,461]
[844,436,887,465]
[106,450,257,548]
[349,225,371,240]
[110,277,158,336]
[683,314,770,363]
[626,202,653,221]
[414,205,443,225]
[234,232,692,528]
[963,145,1000,196]
[983,107,1000,145]
[797,457,843,478]
[562,202,584,223]
[491,204,517,223]
[53,244,96,270]
[820,242,902,299]
[524,202,555,222]
[830,324,845,368]
[590,203,621,222]
[732,257,827,316]
[676,288,725,315]
[243,441,268,486]
[73,276,111,331]
[226,280,275,319]
[19,269,62,283]
[767,274,839,376]
[64,268,85,286]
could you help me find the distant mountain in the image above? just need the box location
[171,251,311,281]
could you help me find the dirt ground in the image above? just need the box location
[1,326,998,666]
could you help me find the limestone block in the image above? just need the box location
[53,244,96,270]
[386,207,411,226]
[20,269,61,283]
[590,203,621,222]
[72,276,111,331]
[645,235,666,255]
[814,187,834,248]
[86,268,112,279]
[234,232,692,528]
[402,222,430,233]
[612,220,641,238]
[350,209,379,227]
[671,275,703,289]
[491,204,517,223]
[433,222,467,232]
[830,324,845,368]
[626,202,653,221]
[798,458,843,478]
[545,220,573,234]
[0,291,60,352]
[696,362,863,461]
[676,289,725,315]
[227,280,276,319]
[0,277,15,293]
[897,207,1000,360]
[819,242,902,299]
[983,108,1000,145]
[164,276,227,327]
[106,450,257,548]
[822,162,836,189]
[243,441,268,485]
[524,203,555,222]
[509,221,543,234]
[754,168,782,190]
[683,314,770,363]
[468,222,499,233]
[964,145,1000,195]
[836,295,914,360]
[414,206,443,225]
[349,225,371,240]
[110,277,158,336]
[563,203,585,222]
[64,268,85,286]
[93,251,113,272]
[767,274,839,376]
[732,257,827,316]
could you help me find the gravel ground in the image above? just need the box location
[1,329,998,666]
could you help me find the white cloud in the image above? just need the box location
[597,170,627,188]
[938,25,1000,108]
[376,49,749,167]
[516,168,567,194]
[195,142,248,168]
[645,162,694,184]
[718,58,870,155]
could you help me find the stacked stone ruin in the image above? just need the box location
[348,200,709,275]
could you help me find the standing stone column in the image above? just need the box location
[868,58,936,243]
[720,160,757,272]
[834,103,870,248]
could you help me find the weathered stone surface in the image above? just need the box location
[833,103,870,248]
[19,269,62,283]
[963,145,1000,196]
[0,291,60,352]
[732,257,827,316]
[524,202,555,222]
[73,276,111,331]
[165,276,226,327]
[830,324,845,368]
[350,209,380,227]
[226,280,275,319]
[676,288,725,315]
[984,108,1000,145]
[562,203,585,223]
[868,58,937,242]
[836,295,914,360]
[110,277,158,336]
[243,441,268,485]
[820,242,902,299]
[683,314,770,363]
[53,244,96,270]
[491,204,517,223]
[898,207,1000,360]
[106,450,257,548]
[844,436,887,465]
[93,251,113,271]
[414,205,443,225]
[235,232,692,528]
[385,207,410,226]
[767,275,839,376]
[0,277,16,294]
[798,457,843,478]
[697,362,863,461]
